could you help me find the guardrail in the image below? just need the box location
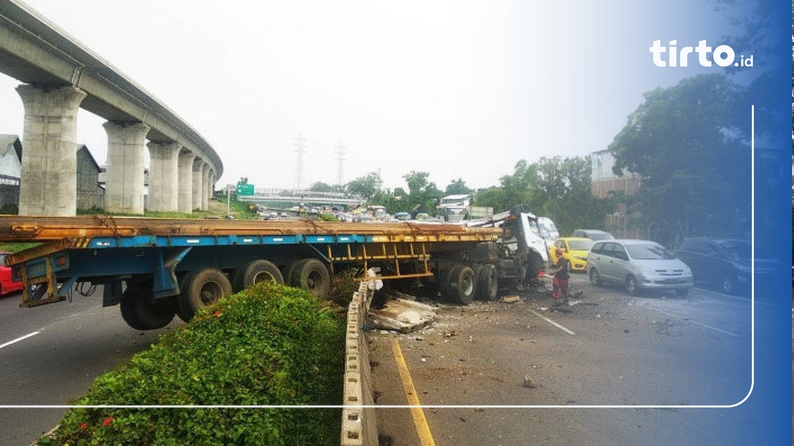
[340,280,378,445]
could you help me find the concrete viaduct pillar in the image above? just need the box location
[103,122,148,214]
[147,141,180,212]
[178,151,196,213]
[201,164,211,210]
[207,169,215,205]
[16,85,86,216]
[192,159,204,211]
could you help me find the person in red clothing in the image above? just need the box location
[551,247,570,304]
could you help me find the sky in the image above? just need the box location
[0,0,743,192]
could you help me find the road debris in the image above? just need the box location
[367,297,438,333]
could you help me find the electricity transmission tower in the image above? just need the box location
[335,142,346,189]
[293,134,306,192]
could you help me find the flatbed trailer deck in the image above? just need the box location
[0,215,506,330]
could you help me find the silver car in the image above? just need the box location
[587,239,693,296]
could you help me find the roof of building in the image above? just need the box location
[0,134,21,160]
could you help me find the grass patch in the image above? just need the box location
[38,282,346,446]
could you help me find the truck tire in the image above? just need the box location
[177,268,232,322]
[526,251,545,282]
[120,280,177,330]
[282,260,302,286]
[444,265,476,304]
[232,259,284,292]
[289,258,331,298]
[476,264,498,301]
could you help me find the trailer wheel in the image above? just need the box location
[289,258,331,298]
[283,260,302,285]
[177,268,232,322]
[444,265,476,304]
[120,280,177,330]
[476,264,498,301]
[232,260,284,292]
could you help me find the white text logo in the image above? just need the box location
[650,40,753,68]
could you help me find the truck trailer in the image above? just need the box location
[1,205,548,330]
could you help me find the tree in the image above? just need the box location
[609,74,750,245]
[444,178,473,196]
[533,156,607,236]
[473,156,607,235]
[346,172,383,201]
[309,182,334,193]
[403,171,443,214]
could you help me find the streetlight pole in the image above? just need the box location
[226,184,232,218]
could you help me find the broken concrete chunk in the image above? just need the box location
[367,298,438,333]
[502,295,521,303]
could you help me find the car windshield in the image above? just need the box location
[568,240,594,251]
[588,232,612,241]
[626,243,676,260]
[717,240,751,259]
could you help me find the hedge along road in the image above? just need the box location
[369,273,757,446]
[0,286,180,446]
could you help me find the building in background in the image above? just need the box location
[0,134,105,213]
[590,149,644,239]
[76,145,104,211]
[0,134,21,212]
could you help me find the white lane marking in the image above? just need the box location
[0,331,41,350]
[528,309,576,335]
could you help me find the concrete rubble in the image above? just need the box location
[367,297,438,333]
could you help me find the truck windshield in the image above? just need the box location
[527,216,542,237]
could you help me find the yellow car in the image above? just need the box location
[548,237,595,272]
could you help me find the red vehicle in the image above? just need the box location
[0,251,24,296]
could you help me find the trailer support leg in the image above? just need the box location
[152,247,192,299]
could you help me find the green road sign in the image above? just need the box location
[236,184,254,195]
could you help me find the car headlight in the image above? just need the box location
[574,255,587,261]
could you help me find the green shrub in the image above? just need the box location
[326,267,363,308]
[38,282,346,446]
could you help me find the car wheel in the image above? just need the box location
[720,275,735,295]
[589,268,602,286]
[626,275,639,296]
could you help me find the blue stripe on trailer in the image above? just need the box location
[85,234,377,248]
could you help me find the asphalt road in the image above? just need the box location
[370,273,769,446]
[0,274,779,445]
[0,287,180,446]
